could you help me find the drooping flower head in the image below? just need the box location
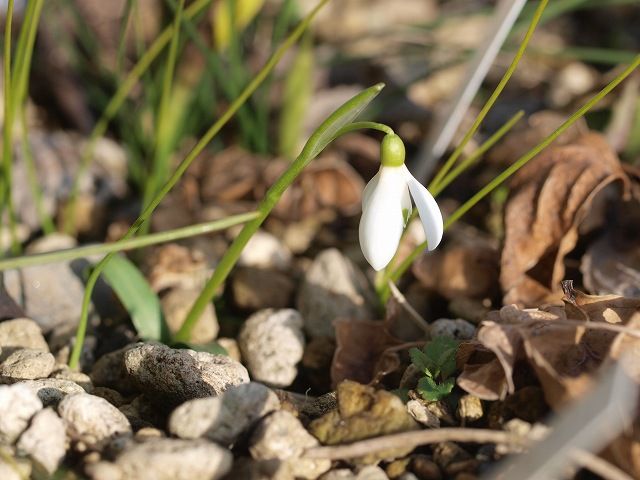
[359,134,443,271]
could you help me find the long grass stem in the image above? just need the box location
[68,0,331,369]
[387,55,640,287]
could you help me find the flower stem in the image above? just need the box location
[0,212,258,271]
[174,91,389,343]
[68,0,331,369]
[428,0,549,191]
[387,55,640,286]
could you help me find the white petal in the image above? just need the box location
[401,185,412,224]
[361,171,380,211]
[403,166,443,251]
[359,167,407,271]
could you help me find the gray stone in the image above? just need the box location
[0,383,43,443]
[161,287,218,344]
[238,309,305,388]
[355,466,389,480]
[297,249,376,339]
[90,345,139,395]
[250,411,331,479]
[231,267,295,311]
[16,408,66,474]
[169,382,280,445]
[0,318,49,361]
[4,261,87,334]
[124,343,249,406]
[58,393,131,448]
[238,230,292,270]
[87,438,232,480]
[20,378,85,407]
[50,365,93,391]
[1,348,55,381]
[429,318,476,340]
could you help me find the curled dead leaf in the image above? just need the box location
[331,319,402,388]
[501,133,630,306]
[413,225,499,300]
[458,287,640,408]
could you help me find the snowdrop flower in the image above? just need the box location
[359,134,443,271]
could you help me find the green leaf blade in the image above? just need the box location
[100,254,168,343]
[303,82,384,161]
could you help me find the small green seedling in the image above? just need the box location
[410,336,459,402]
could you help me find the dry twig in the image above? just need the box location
[303,428,528,460]
[388,280,431,335]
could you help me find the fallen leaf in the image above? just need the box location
[500,133,630,306]
[457,286,640,408]
[413,225,499,300]
[331,319,402,388]
[262,153,365,221]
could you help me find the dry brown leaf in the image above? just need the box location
[199,147,267,203]
[458,286,640,408]
[501,133,630,306]
[331,319,402,388]
[262,154,365,221]
[413,226,499,300]
[488,111,588,166]
[456,340,510,401]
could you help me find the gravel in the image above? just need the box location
[238,309,305,387]
[124,343,249,406]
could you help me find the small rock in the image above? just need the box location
[224,456,293,480]
[549,62,598,107]
[239,230,292,270]
[0,383,43,443]
[169,382,279,445]
[217,337,241,362]
[161,287,219,344]
[124,343,249,406]
[356,465,389,479]
[320,469,356,480]
[21,378,85,406]
[432,443,478,477]
[407,400,440,429]
[386,458,410,478]
[0,348,55,382]
[87,438,232,480]
[456,395,483,424]
[238,309,305,387]
[50,365,93,391]
[90,345,139,395]
[410,455,442,480]
[250,411,331,479]
[92,387,126,407]
[309,381,419,464]
[4,256,89,335]
[297,249,376,339]
[118,395,162,430]
[134,427,165,440]
[231,267,295,310]
[146,244,211,292]
[16,408,66,474]
[0,318,49,361]
[429,319,475,340]
[58,393,131,448]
